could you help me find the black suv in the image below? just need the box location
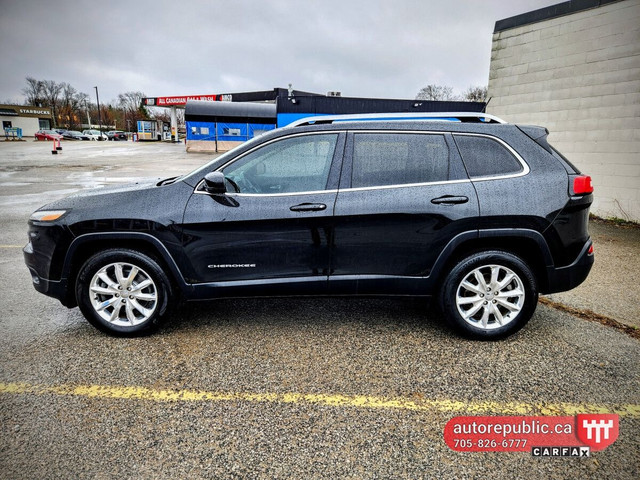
[24,113,594,339]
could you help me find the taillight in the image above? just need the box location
[573,175,593,195]
[588,244,594,255]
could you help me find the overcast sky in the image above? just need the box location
[1,0,560,105]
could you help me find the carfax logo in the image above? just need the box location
[532,446,590,457]
[576,414,619,449]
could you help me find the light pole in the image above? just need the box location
[94,86,102,139]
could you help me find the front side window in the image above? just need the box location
[454,135,523,178]
[351,133,450,188]
[222,134,338,194]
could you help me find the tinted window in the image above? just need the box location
[222,134,338,194]
[454,135,523,178]
[351,133,449,188]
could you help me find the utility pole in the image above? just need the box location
[94,86,102,139]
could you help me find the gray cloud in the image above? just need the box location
[1,0,559,104]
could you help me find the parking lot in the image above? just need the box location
[1,140,638,479]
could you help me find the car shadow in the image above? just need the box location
[165,296,453,337]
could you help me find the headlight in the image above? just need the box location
[30,210,68,222]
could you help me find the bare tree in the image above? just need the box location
[415,84,456,101]
[58,83,78,128]
[73,92,91,128]
[20,79,160,131]
[22,77,44,106]
[41,80,64,127]
[462,85,488,102]
[118,91,146,113]
[152,108,170,123]
[118,91,149,131]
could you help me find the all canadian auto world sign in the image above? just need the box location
[142,94,232,106]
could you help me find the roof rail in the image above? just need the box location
[287,112,507,128]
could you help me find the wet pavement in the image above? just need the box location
[0,140,638,479]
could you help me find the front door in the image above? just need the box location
[181,132,345,295]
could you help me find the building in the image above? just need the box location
[488,0,640,221]
[0,104,53,137]
[184,87,486,152]
[185,101,277,152]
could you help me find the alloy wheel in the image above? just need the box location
[89,262,158,327]
[455,264,525,330]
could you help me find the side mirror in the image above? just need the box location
[203,172,227,194]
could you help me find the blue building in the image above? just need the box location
[185,88,486,152]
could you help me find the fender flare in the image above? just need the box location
[428,228,554,285]
[61,232,192,294]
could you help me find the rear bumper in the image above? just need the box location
[544,239,594,294]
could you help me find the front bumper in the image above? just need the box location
[544,239,594,294]
[24,241,74,307]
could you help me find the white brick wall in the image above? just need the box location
[488,0,640,221]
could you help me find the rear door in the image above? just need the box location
[330,130,479,295]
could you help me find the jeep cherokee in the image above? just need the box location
[24,112,594,339]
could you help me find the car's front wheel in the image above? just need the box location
[439,251,538,340]
[76,249,172,336]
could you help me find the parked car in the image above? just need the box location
[62,130,91,141]
[34,129,63,141]
[106,130,128,141]
[82,129,108,141]
[24,113,594,339]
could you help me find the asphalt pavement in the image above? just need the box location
[0,140,638,479]
[544,219,640,330]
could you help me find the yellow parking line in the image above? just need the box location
[1,382,638,417]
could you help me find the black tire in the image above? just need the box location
[75,249,172,336]
[439,250,538,340]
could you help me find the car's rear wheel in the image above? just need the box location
[76,249,172,336]
[440,251,538,339]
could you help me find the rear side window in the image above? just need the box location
[454,135,523,178]
[352,133,449,188]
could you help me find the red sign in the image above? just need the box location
[143,94,232,107]
[444,414,619,452]
[576,414,619,450]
